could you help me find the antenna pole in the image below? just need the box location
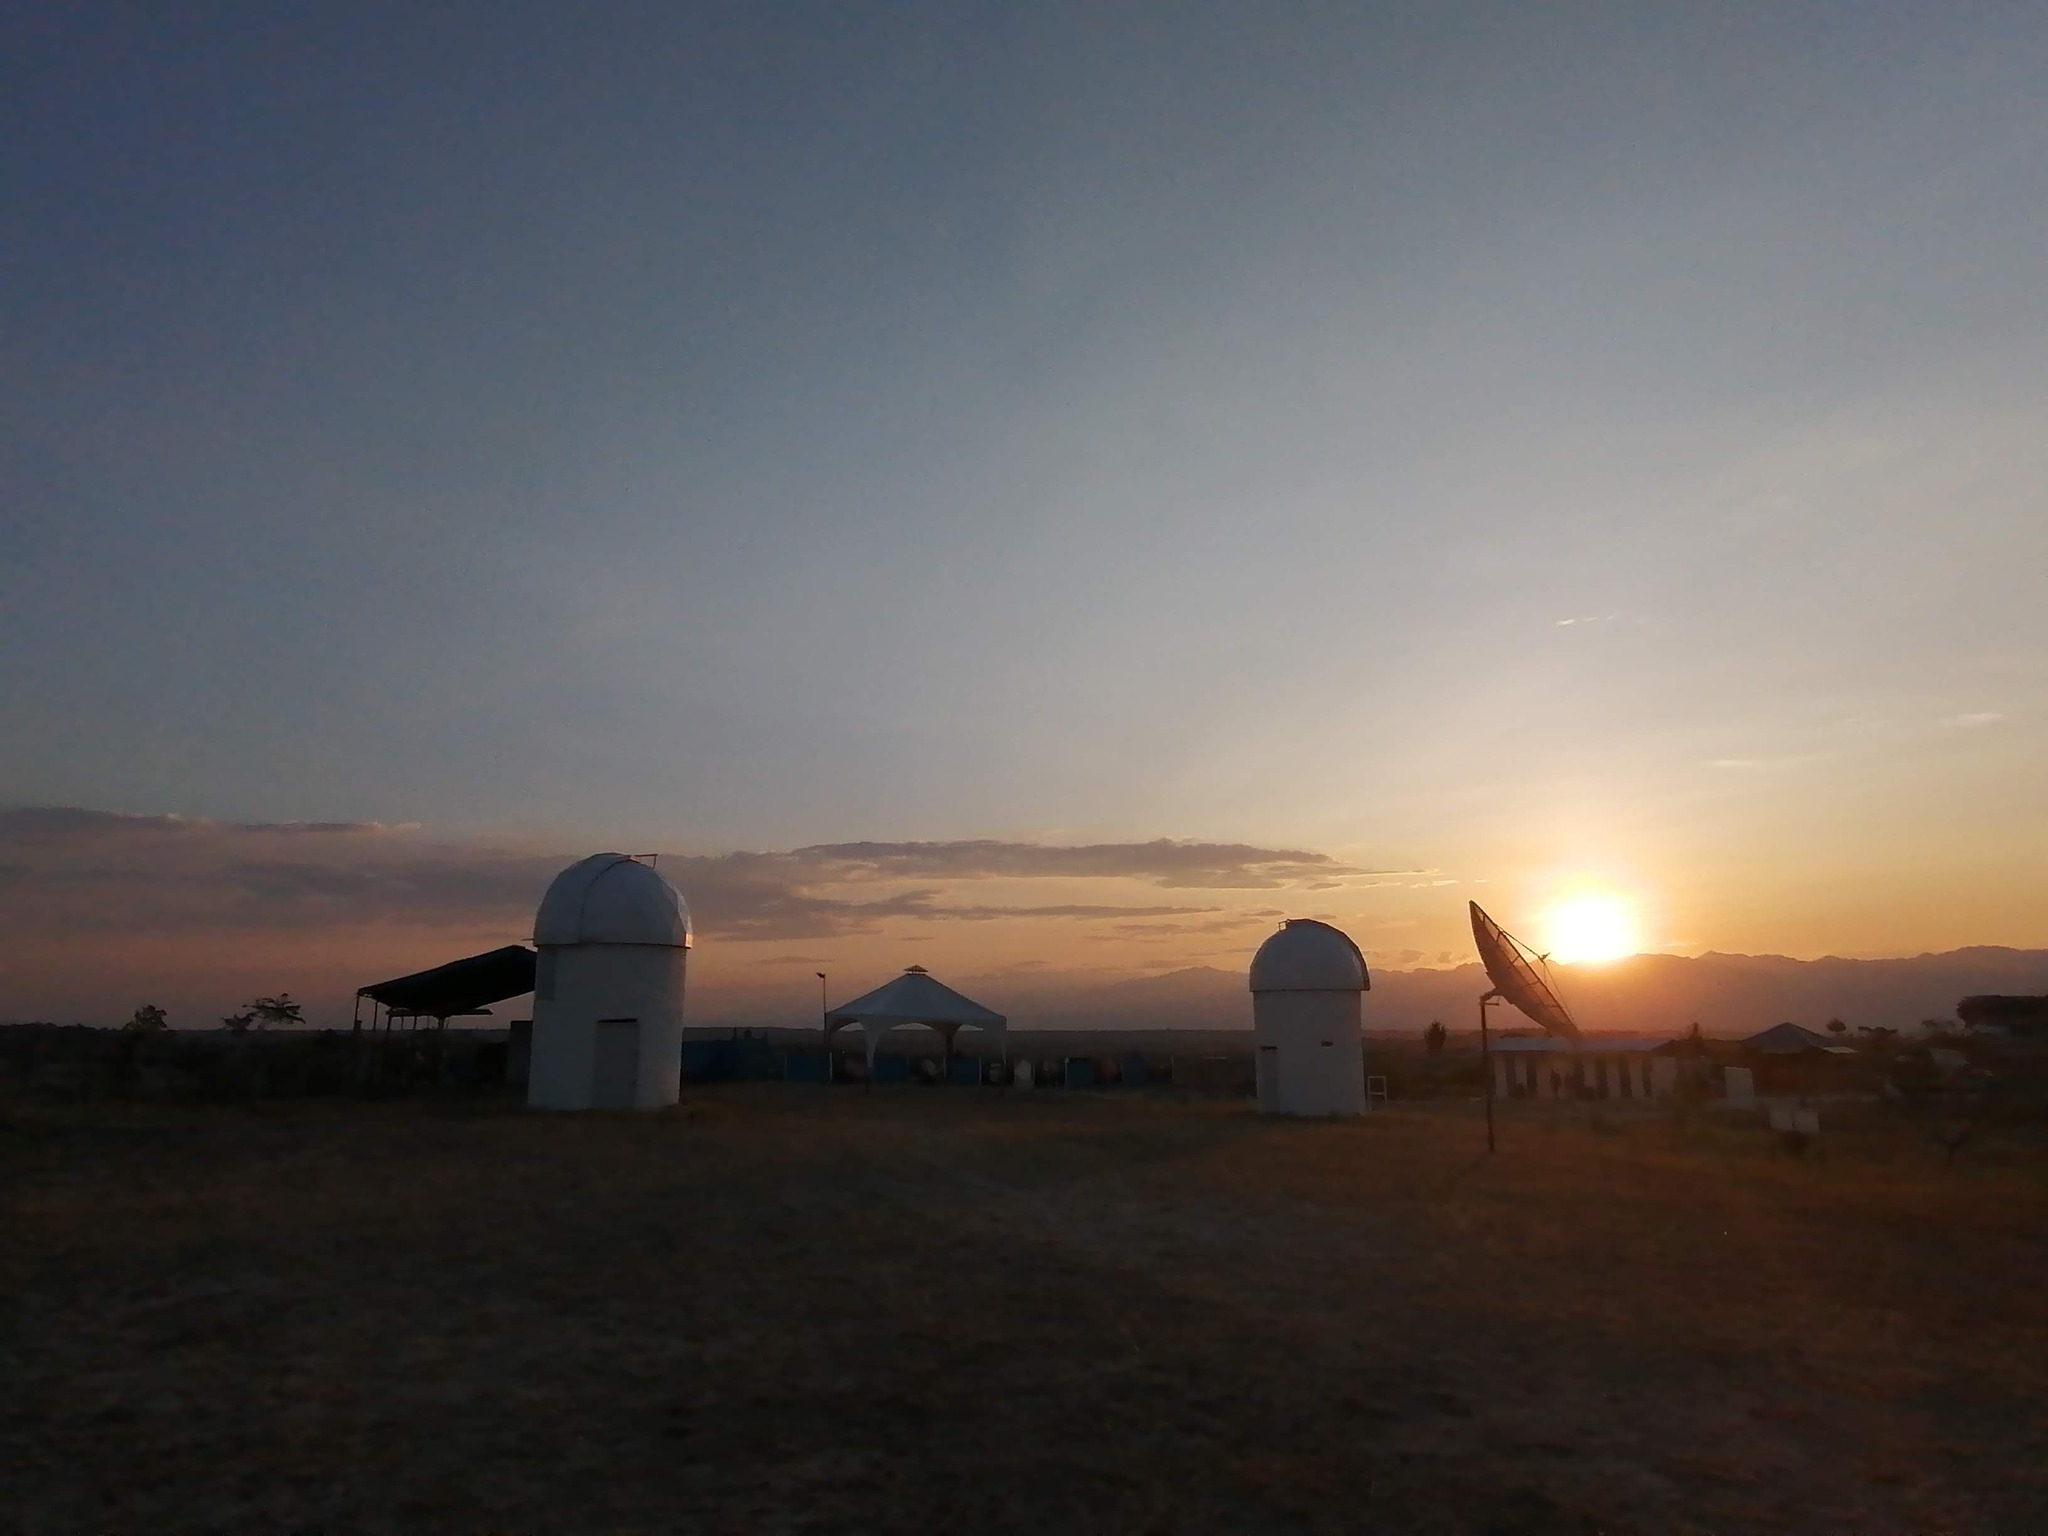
[1479,992,1498,1154]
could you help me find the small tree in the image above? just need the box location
[123,1004,168,1037]
[245,994,304,1031]
[1826,1018,1847,1038]
[1424,1020,1447,1056]
[1889,1052,1998,1164]
[221,1010,257,1035]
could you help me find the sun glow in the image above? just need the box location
[1541,895,1639,965]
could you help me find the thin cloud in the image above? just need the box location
[1941,712,2007,729]
[0,808,1371,946]
[1103,915,1271,937]
[786,838,1396,890]
[242,820,420,835]
[0,807,403,840]
[1553,614,1646,628]
[933,903,1220,923]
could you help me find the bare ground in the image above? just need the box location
[5,1090,2045,1534]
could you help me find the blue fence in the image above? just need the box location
[782,1048,831,1083]
[946,1055,982,1085]
[682,1033,783,1083]
[682,1042,1165,1089]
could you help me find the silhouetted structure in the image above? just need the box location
[356,945,536,1030]
[1958,995,2048,1036]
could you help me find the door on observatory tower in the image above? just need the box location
[591,1018,641,1109]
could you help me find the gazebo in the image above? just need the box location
[824,966,1007,1077]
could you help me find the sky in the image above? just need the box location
[4,3,2045,1026]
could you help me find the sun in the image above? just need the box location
[1540,895,1639,964]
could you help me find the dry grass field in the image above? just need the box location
[6,1088,2046,1534]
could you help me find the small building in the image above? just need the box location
[1248,919,1368,1117]
[1490,1036,1678,1102]
[528,854,692,1111]
[1741,1021,1838,1055]
[1738,1021,1864,1096]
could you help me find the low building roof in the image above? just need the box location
[1741,1021,1839,1054]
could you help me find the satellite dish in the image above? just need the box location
[1466,901,1583,1155]
[1469,902,1579,1039]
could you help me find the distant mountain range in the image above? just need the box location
[956,947,2048,1036]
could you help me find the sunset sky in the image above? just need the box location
[4,4,2045,1026]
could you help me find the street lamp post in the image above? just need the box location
[817,972,829,1083]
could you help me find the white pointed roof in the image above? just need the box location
[534,853,692,948]
[825,966,1005,1028]
[1249,919,1369,992]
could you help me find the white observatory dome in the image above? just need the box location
[1248,918,1369,1117]
[1249,919,1369,993]
[534,854,692,948]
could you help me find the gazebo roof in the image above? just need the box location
[825,966,1006,1029]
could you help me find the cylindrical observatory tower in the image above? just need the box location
[528,853,691,1111]
[1248,919,1369,1116]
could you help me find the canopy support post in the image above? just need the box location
[862,1019,888,1093]
[818,972,830,1084]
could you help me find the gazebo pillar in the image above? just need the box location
[861,1019,891,1080]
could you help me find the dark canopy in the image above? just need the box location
[359,945,536,1017]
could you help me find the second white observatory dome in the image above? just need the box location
[1249,919,1370,1117]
